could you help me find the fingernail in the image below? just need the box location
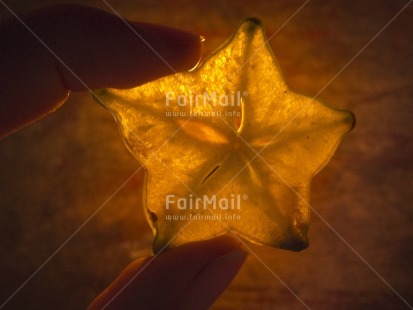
[179,250,248,309]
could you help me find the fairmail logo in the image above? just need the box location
[165,194,247,210]
[165,90,247,107]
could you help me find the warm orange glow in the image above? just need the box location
[177,119,229,144]
[95,18,354,253]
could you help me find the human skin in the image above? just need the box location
[0,4,247,309]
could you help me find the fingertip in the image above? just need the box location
[0,4,204,136]
[165,234,246,259]
[29,4,203,90]
[88,235,247,309]
[105,20,203,88]
[173,235,248,309]
[179,246,247,309]
[132,21,203,73]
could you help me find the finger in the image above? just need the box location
[0,4,202,137]
[88,235,248,310]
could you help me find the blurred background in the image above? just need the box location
[0,0,412,309]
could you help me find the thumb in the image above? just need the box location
[88,235,247,310]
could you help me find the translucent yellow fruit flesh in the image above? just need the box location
[95,18,355,253]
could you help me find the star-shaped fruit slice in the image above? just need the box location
[95,18,355,253]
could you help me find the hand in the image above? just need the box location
[88,236,246,309]
[0,4,201,137]
[0,4,247,309]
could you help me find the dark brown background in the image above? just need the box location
[0,0,412,309]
